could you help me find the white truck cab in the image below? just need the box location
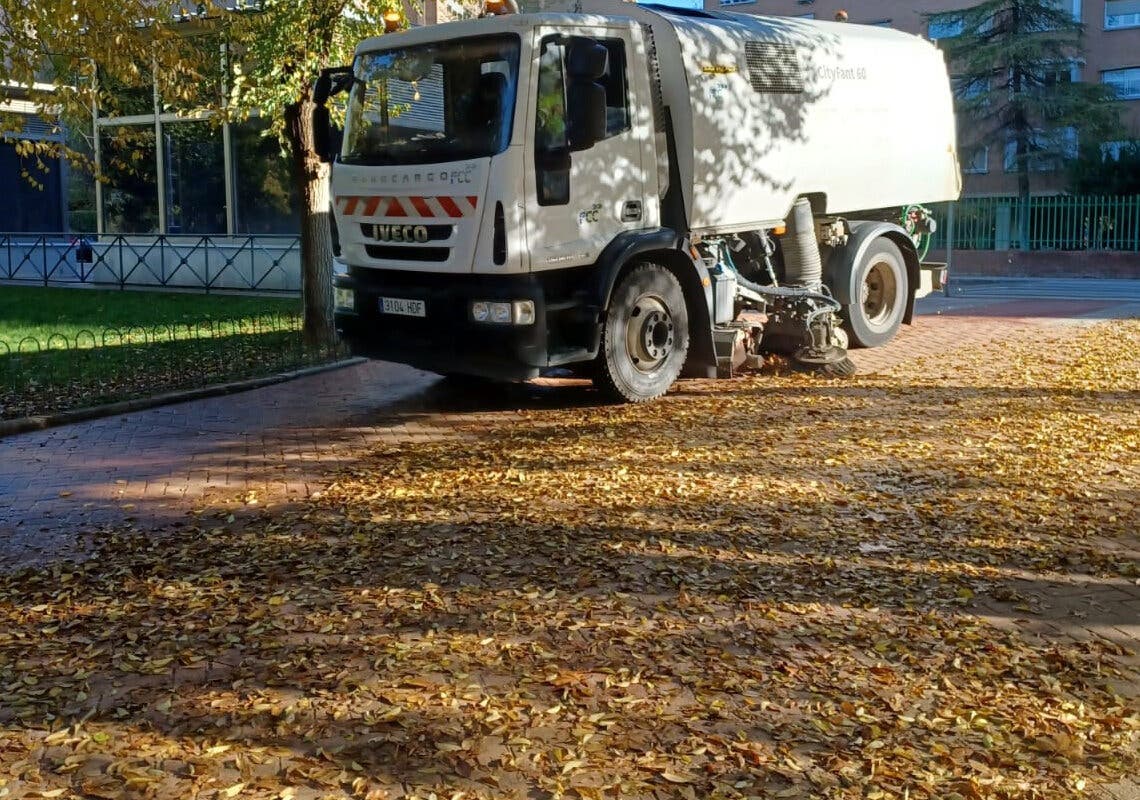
[320,0,961,401]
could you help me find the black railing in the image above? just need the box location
[928,195,1140,252]
[0,234,302,293]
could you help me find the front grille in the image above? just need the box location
[365,244,450,262]
[745,41,803,94]
[359,223,453,242]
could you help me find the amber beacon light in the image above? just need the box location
[482,0,519,15]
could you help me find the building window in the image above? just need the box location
[1103,67,1140,99]
[1056,0,1082,21]
[1105,0,1140,28]
[795,12,815,18]
[963,145,989,173]
[928,14,965,39]
[1041,60,1081,86]
[719,0,755,5]
[1100,140,1136,159]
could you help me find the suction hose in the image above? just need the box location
[780,198,822,289]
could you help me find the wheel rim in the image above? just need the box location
[624,293,675,373]
[860,260,898,330]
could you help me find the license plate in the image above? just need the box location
[380,297,426,317]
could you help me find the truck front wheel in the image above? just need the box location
[843,238,907,348]
[595,263,690,403]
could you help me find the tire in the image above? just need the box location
[842,238,907,349]
[594,263,690,403]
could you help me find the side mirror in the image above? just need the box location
[563,37,608,152]
[565,37,607,80]
[311,66,352,164]
[566,80,605,151]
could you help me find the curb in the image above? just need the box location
[0,357,367,439]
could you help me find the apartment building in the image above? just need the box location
[704,0,1140,196]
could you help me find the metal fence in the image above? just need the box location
[0,234,302,293]
[1,314,345,421]
[929,195,1140,252]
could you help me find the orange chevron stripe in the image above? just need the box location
[438,196,463,218]
[339,195,482,218]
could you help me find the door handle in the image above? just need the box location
[621,200,642,222]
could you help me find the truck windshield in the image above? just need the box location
[342,34,520,166]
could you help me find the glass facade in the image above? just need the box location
[164,121,226,234]
[3,17,306,237]
[232,120,301,235]
[101,126,159,234]
[0,141,64,232]
[91,118,300,236]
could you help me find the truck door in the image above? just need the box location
[523,26,652,272]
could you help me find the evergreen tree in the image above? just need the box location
[933,0,1120,247]
[1067,140,1140,195]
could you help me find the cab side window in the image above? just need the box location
[598,40,630,138]
[536,38,569,205]
[533,36,631,206]
[536,39,568,153]
[535,36,630,150]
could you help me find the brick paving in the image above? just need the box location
[1,288,1138,794]
[0,292,1133,565]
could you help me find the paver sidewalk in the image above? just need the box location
[0,292,1134,568]
[0,360,441,565]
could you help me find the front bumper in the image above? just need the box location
[334,269,549,381]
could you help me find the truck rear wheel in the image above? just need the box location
[594,263,689,403]
[843,238,907,348]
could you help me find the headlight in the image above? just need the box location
[471,300,536,325]
[512,300,535,325]
[334,287,354,311]
[490,302,512,324]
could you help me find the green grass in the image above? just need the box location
[0,286,301,347]
[0,287,336,421]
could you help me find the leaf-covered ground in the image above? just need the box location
[1,320,1137,799]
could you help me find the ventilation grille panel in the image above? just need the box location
[745,41,803,94]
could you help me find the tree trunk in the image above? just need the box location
[285,97,336,351]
